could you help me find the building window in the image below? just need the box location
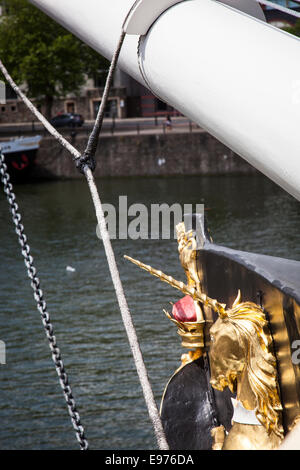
[92,98,118,118]
[1,106,6,112]
[65,101,75,113]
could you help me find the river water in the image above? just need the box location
[0,174,299,450]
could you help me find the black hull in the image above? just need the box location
[3,149,38,183]
[160,213,300,449]
[195,225,300,434]
[160,357,233,450]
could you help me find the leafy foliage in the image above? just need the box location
[0,0,109,116]
[284,18,300,37]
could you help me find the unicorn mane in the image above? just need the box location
[223,300,283,439]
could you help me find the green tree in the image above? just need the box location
[0,0,109,118]
[284,19,300,37]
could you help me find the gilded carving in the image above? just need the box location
[125,221,286,450]
[209,291,284,449]
[176,222,200,292]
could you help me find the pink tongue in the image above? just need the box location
[172,295,197,322]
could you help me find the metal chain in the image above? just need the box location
[0,152,88,450]
[0,22,169,449]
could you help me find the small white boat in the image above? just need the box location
[0,135,42,181]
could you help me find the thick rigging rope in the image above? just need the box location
[1,0,296,451]
[0,30,169,450]
[85,168,168,450]
[79,31,126,171]
[1,0,298,449]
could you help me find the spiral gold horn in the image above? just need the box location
[124,255,226,315]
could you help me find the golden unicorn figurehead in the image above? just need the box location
[209,291,284,447]
[124,223,285,449]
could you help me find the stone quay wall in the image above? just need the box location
[32,130,258,180]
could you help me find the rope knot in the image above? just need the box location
[75,152,96,174]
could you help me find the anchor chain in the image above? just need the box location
[0,152,88,450]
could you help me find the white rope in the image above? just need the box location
[0,34,169,450]
[85,167,169,450]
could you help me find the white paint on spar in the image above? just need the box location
[138,1,300,200]
[123,0,265,36]
[123,0,184,35]
[28,0,300,201]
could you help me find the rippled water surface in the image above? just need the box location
[0,174,299,450]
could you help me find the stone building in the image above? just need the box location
[114,68,178,118]
[0,77,128,124]
[0,70,177,124]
